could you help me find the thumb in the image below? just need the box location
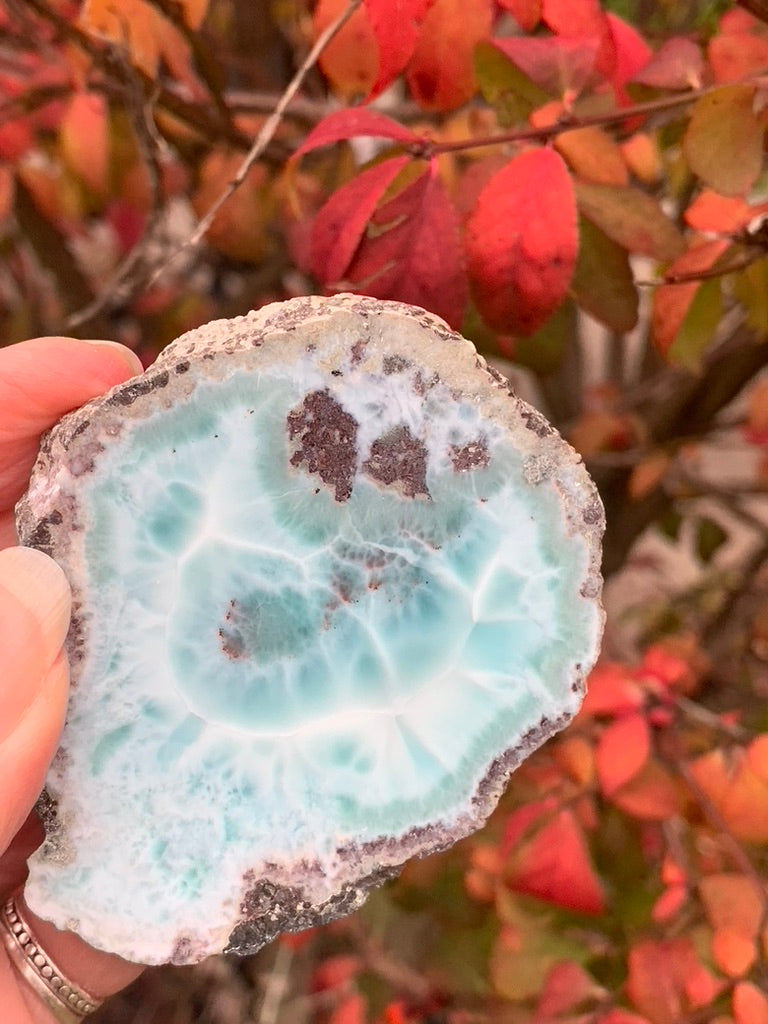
[0,547,71,853]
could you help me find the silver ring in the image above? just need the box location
[0,891,103,1022]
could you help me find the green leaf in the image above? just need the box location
[575,181,684,262]
[683,85,765,198]
[474,42,549,127]
[571,216,639,333]
[666,277,722,372]
[732,256,768,336]
[695,516,727,563]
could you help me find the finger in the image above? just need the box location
[0,548,70,851]
[0,337,143,514]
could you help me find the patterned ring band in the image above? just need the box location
[0,891,103,1022]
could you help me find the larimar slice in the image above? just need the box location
[16,295,604,965]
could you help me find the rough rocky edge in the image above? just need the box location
[16,295,605,965]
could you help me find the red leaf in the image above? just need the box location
[314,0,379,97]
[496,0,541,32]
[541,0,616,78]
[596,711,651,797]
[493,36,600,97]
[652,239,730,358]
[610,759,684,821]
[466,148,577,335]
[631,38,704,90]
[405,0,493,111]
[599,1012,653,1024]
[627,939,701,1024]
[59,92,109,197]
[508,806,605,914]
[537,961,604,1017]
[709,32,768,84]
[329,994,367,1024]
[364,0,433,98]
[293,109,418,160]
[344,163,467,328]
[311,156,409,284]
[580,661,645,718]
[607,13,653,92]
[688,747,768,842]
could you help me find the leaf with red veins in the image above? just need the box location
[364,0,434,98]
[311,156,410,285]
[492,35,600,98]
[344,163,467,328]
[541,0,616,78]
[293,109,419,160]
[466,148,578,336]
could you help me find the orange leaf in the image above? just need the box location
[406,0,493,111]
[699,873,765,941]
[611,759,684,821]
[0,166,14,221]
[192,149,268,263]
[688,748,768,842]
[330,994,367,1024]
[80,0,163,76]
[581,661,645,718]
[554,126,629,186]
[597,711,651,797]
[652,239,730,358]
[627,938,701,1024]
[684,964,726,1008]
[314,0,379,97]
[59,92,109,198]
[747,734,768,781]
[537,961,604,1017]
[684,190,768,233]
[466,148,577,335]
[733,982,768,1024]
[552,735,595,786]
[711,928,756,978]
[507,806,606,914]
[709,32,768,84]
[628,452,671,501]
[620,133,663,185]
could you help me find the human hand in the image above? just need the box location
[0,338,147,1023]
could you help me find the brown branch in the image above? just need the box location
[737,0,768,25]
[150,0,364,281]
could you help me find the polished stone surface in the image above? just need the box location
[17,295,604,964]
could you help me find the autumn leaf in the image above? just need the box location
[0,165,15,221]
[575,181,683,261]
[631,38,704,90]
[314,0,379,97]
[474,42,549,126]
[652,239,730,368]
[329,994,367,1024]
[505,804,606,914]
[493,35,600,98]
[683,86,765,198]
[581,661,645,718]
[610,759,685,820]
[293,109,419,159]
[621,133,662,184]
[80,0,163,76]
[343,162,467,328]
[596,711,651,797]
[59,92,109,198]
[570,216,638,333]
[709,31,768,83]
[684,190,768,233]
[406,0,493,111]
[541,0,616,78]
[552,126,629,187]
[711,929,756,977]
[626,938,703,1024]
[628,452,671,501]
[536,961,604,1017]
[599,1011,654,1024]
[192,149,268,263]
[607,13,653,98]
[733,983,768,1024]
[466,148,577,335]
[688,747,768,842]
[364,0,434,98]
[497,0,541,32]
[311,156,409,285]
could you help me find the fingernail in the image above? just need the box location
[79,339,144,377]
[0,547,71,657]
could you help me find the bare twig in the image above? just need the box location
[153,0,363,282]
